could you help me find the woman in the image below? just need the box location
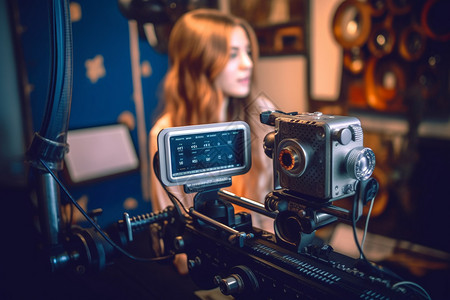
[148,9,275,263]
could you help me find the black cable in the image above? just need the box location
[39,158,174,263]
[351,184,399,278]
[152,152,190,217]
[351,191,368,261]
[160,180,189,216]
[351,182,432,299]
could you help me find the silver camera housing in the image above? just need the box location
[272,112,375,201]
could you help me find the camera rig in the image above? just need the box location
[115,169,409,300]
[110,115,421,299]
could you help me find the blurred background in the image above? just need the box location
[1,0,449,299]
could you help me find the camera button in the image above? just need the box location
[335,128,352,145]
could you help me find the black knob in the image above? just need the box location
[263,131,276,158]
[217,274,244,295]
[215,265,259,296]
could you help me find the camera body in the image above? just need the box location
[264,111,375,202]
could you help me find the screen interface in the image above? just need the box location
[169,129,245,177]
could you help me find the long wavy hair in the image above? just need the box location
[158,8,260,127]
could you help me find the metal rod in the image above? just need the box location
[218,190,277,219]
[189,208,240,235]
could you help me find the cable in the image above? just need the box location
[351,191,368,261]
[360,196,375,255]
[393,281,432,300]
[152,152,190,217]
[351,181,432,299]
[39,158,174,263]
[161,182,189,216]
[351,185,401,279]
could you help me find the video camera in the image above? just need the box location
[135,111,420,299]
[260,111,376,201]
[260,111,378,253]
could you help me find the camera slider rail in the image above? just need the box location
[181,217,415,299]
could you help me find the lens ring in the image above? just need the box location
[346,147,376,180]
[279,148,296,170]
[277,139,309,177]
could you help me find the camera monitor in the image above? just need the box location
[157,122,251,189]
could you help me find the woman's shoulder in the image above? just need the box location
[251,93,277,112]
[150,114,172,138]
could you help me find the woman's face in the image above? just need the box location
[215,26,253,98]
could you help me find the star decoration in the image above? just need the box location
[85,54,106,83]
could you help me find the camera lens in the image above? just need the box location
[277,139,309,177]
[346,147,376,180]
[279,148,296,170]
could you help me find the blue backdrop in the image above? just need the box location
[18,0,169,228]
